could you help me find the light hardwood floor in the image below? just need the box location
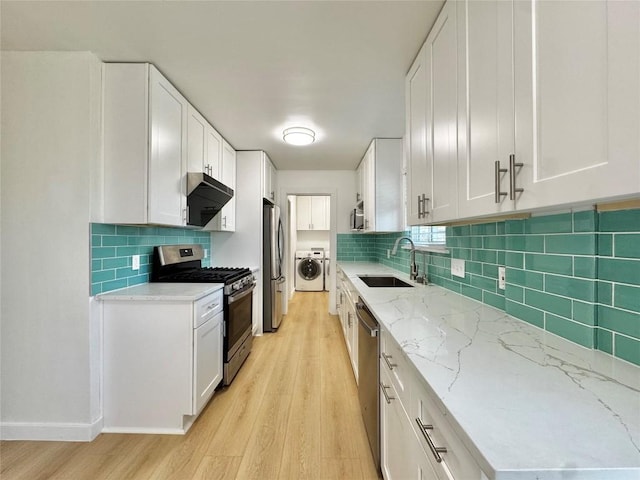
[0,292,380,480]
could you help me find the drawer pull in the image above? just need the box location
[415,418,447,463]
[380,382,395,404]
[381,352,397,370]
[206,303,219,310]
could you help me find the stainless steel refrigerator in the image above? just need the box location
[263,203,285,332]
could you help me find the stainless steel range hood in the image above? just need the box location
[186,172,234,227]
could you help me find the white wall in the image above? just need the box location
[1,52,103,440]
[295,230,330,251]
[277,170,357,314]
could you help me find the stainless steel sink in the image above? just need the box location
[357,275,413,288]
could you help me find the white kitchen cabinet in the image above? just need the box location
[380,326,484,480]
[262,154,278,203]
[296,195,329,231]
[405,41,429,226]
[207,139,236,231]
[337,267,358,382]
[356,161,365,205]
[415,0,640,224]
[103,63,188,227]
[514,0,640,210]
[345,290,358,383]
[381,365,425,480]
[456,0,516,219]
[358,138,404,232]
[102,288,224,434]
[406,1,458,226]
[205,126,223,181]
[187,105,222,181]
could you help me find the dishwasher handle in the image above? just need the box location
[356,301,378,337]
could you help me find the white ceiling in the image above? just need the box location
[1,0,444,170]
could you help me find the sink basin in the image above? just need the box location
[358,275,413,288]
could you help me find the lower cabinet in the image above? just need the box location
[380,328,486,480]
[337,267,358,383]
[345,293,358,383]
[102,289,224,434]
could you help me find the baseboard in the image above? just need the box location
[0,416,103,442]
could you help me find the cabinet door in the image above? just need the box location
[311,196,329,230]
[219,140,236,231]
[380,369,415,480]
[205,126,222,181]
[296,196,312,230]
[356,161,365,205]
[427,0,458,223]
[270,163,278,203]
[187,105,206,174]
[457,0,515,219]
[148,66,188,226]
[346,301,358,383]
[193,312,223,414]
[363,143,376,231]
[262,155,276,202]
[406,42,430,226]
[515,0,640,209]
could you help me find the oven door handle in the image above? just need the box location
[228,285,255,304]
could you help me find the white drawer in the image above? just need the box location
[194,289,223,328]
[411,377,485,480]
[380,329,412,406]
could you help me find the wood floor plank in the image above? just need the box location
[0,292,380,480]
[191,456,242,480]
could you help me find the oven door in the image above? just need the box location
[225,284,254,361]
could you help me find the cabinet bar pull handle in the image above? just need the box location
[509,154,524,200]
[417,195,423,218]
[422,194,430,217]
[381,352,397,370]
[380,382,395,404]
[415,418,447,463]
[494,161,508,203]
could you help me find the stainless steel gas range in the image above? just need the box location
[151,244,255,386]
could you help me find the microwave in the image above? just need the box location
[350,208,364,231]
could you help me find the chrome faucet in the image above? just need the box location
[391,236,418,281]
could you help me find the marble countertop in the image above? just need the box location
[338,261,640,480]
[96,283,223,302]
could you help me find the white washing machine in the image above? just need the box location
[323,250,330,291]
[295,250,325,291]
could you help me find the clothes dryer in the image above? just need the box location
[295,250,325,291]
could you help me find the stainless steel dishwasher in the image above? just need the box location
[355,298,380,471]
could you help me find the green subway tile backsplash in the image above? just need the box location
[90,223,211,295]
[337,207,640,366]
[614,335,640,366]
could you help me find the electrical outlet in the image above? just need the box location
[387,249,391,259]
[451,259,465,278]
[498,266,506,290]
[132,255,140,271]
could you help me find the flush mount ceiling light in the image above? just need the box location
[283,127,315,146]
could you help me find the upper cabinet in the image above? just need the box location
[261,154,278,203]
[296,196,329,231]
[187,105,222,181]
[359,138,404,232]
[408,0,640,225]
[513,0,640,210]
[104,63,188,227]
[456,0,516,219]
[207,140,237,231]
[406,1,458,226]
